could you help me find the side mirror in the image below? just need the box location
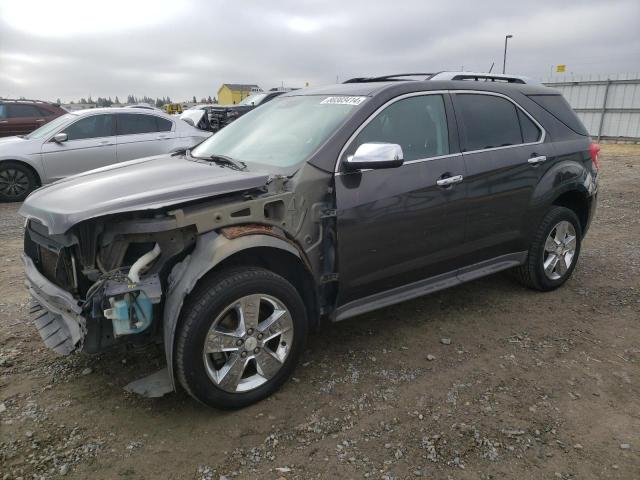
[53,132,68,143]
[345,143,404,170]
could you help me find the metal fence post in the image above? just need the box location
[597,79,612,142]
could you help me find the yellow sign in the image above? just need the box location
[556,64,566,73]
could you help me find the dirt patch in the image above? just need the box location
[1,145,639,479]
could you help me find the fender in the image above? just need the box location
[527,157,596,233]
[162,230,303,389]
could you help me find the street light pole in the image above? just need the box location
[502,34,513,74]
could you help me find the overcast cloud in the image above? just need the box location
[0,0,639,102]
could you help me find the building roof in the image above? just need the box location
[219,83,261,92]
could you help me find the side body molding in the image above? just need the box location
[162,230,302,388]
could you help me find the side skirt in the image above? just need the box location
[334,251,527,322]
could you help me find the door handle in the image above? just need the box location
[528,155,547,165]
[0,120,8,124]
[99,140,114,145]
[35,119,45,122]
[156,135,168,139]
[436,174,464,187]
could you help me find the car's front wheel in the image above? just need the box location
[175,267,308,409]
[0,161,37,202]
[513,206,582,291]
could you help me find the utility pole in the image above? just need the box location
[502,34,513,74]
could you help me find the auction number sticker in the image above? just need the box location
[320,96,367,106]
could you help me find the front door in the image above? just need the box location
[451,92,550,263]
[41,113,117,181]
[335,93,467,305]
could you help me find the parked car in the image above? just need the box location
[0,99,67,138]
[183,91,288,133]
[0,107,211,201]
[19,72,599,409]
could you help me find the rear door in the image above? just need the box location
[5,104,47,136]
[335,92,468,305]
[451,91,549,263]
[41,113,117,180]
[115,113,175,162]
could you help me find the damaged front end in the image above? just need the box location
[23,213,197,355]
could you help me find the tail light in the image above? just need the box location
[589,143,601,171]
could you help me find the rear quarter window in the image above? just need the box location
[527,94,588,136]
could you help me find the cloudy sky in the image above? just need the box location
[1,0,639,102]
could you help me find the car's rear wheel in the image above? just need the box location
[175,267,308,409]
[0,161,37,202]
[513,206,582,291]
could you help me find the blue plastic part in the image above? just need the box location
[109,294,153,337]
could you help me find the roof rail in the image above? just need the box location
[343,73,434,83]
[429,71,537,84]
[341,71,539,85]
[0,98,60,105]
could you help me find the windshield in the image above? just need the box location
[24,113,75,139]
[191,95,365,169]
[239,93,268,106]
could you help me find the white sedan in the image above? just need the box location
[0,107,212,201]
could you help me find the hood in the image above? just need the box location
[0,135,39,154]
[180,109,206,126]
[19,154,269,235]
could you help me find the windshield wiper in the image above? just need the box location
[193,153,247,171]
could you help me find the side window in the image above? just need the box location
[455,94,523,151]
[0,105,5,119]
[351,95,450,161]
[37,106,53,117]
[517,109,541,143]
[7,104,42,118]
[62,115,115,141]
[156,117,173,132]
[116,114,160,135]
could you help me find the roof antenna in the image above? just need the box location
[488,62,495,73]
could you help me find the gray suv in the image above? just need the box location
[19,72,599,408]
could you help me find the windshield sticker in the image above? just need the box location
[320,96,367,106]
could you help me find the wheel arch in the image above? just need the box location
[0,159,43,188]
[162,229,317,390]
[551,189,592,233]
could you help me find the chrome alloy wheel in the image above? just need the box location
[202,294,294,393]
[0,168,29,198]
[543,220,577,280]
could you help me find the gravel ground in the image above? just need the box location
[1,145,639,480]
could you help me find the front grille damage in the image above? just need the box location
[23,218,195,355]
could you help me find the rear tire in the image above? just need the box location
[513,206,582,291]
[175,267,308,409]
[0,161,37,202]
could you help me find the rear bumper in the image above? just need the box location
[22,254,86,355]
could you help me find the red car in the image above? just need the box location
[0,99,67,137]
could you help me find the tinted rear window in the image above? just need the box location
[456,94,523,151]
[527,94,588,135]
[117,113,164,135]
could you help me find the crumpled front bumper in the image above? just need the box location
[22,254,86,355]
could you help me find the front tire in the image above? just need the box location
[0,161,37,202]
[513,206,582,291]
[175,267,308,409]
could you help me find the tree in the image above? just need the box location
[56,98,61,104]
[87,96,94,104]
[207,96,213,103]
[192,96,197,103]
[114,96,120,105]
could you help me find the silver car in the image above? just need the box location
[0,107,212,201]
